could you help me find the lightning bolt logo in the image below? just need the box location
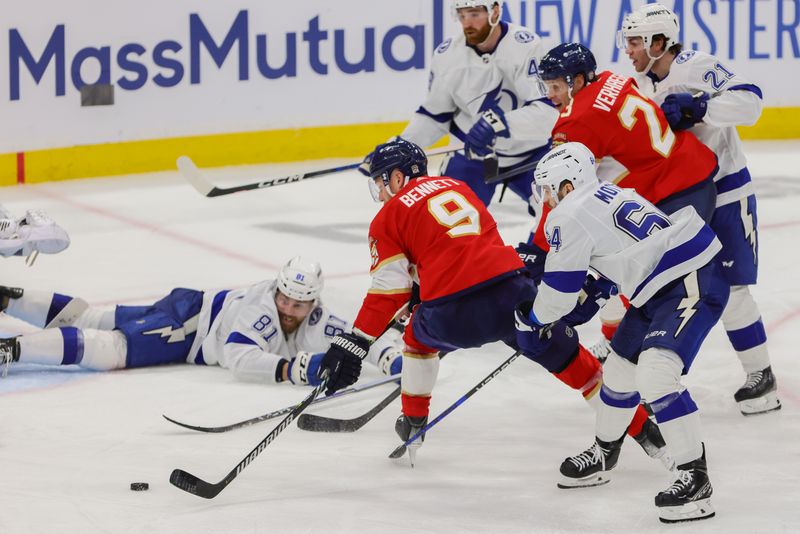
[740,198,757,258]
[143,314,200,344]
[675,271,700,337]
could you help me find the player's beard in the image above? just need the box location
[278,312,302,334]
[463,24,492,46]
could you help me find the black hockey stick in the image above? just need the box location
[484,157,543,185]
[388,350,522,459]
[162,372,401,433]
[296,385,401,433]
[170,375,329,499]
[178,144,465,198]
[170,320,399,498]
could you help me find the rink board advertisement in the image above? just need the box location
[1,0,799,184]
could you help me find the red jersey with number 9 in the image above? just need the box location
[533,70,718,251]
[353,176,522,338]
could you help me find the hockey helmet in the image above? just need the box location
[277,256,323,302]
[368,138,428,201]
[617,3,680,53]
[452,0,504,25]
[539,43,597,87]
[534,142,597,206]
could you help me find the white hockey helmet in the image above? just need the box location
[277,256,323,302]
[534,142,597,206]
[452,0,504,26]
[617,3,680,52]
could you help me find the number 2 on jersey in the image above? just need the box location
[428,191,481,238]
[618,93,676,158]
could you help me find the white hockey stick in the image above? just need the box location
[178,143,464,198]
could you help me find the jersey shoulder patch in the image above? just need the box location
[675,50,696,64]
[309,307,324,326]
[436,38,453,54]
[514,30,536,44]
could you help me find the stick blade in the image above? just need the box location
[177,156,216,197]
[296,413,360,433]
[169,468,224,499]
[162,414,225,433]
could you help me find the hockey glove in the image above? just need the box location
[514,301,553,360]
[515,241,548,284]
[465,107,509,159]
[320,332,369,395]
[661,92,709,131]
[562,275,618,327]
[288,351,325,386]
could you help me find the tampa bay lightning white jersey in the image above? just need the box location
[187,280,397,383]
[401,22,558,168]
[635,50,763,207]
[532,182,721,324]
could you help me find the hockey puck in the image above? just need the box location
[130,482,149,491]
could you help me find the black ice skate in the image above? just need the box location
[395,414,428,467]
[0,337,20,377]
[0,285,23,312]
[633,418,675,471]
[655,448,715,524]
[734,366,781,416]
[558,435,623,489]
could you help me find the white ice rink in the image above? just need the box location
[2,141,799,533]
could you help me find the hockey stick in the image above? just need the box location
[484,157,543,185]
[388,350,522,460]
[297,385,401,433]
[162,372,401,433]
[178,144,465,198]
[170,375,329,499]
[169,320,398,499]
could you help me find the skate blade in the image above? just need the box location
[738,392,781,416]
[658,498,715,523]
[557,471,611,489]
[407,442,422,468]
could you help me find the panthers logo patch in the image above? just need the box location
[369,237,380,268]
[676,50,696,64]
[515,30,535,43]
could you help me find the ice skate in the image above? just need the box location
[1,337,20,377]
[734,366,781,416]
[395,414,428,467]
[655,448,715,524]
[558,435,623,489]
[0,285,23,312]
[588,337,612,363]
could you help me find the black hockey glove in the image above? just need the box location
[320,333,369,395]
[515,241,547,284]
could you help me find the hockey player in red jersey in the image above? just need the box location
[318,138,666,464]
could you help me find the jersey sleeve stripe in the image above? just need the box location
[367,288,413,295]
[416,106,455,124]
[542,270,586,294]
[371,253,408,273]
[714,168,752,195]
[225,332,259,346]
[726,83,763,99]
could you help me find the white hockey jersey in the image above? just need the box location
[635,50,763,207]
[187,280,399,383]
[401,22,558,167]
[532,182,721,324]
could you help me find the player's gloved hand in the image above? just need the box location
[288,351,325,386]
[515,241,548,284]
[514,301,553,360]
[377,346,403,377]
[562,275,618,326]
[320,332,369,394]
[465,107,509,159]
[661,92,709,131]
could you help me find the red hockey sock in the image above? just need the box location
[401,393,431,418]
[627,403,649,437]
[554,346,603,399]
[601,322,618,342]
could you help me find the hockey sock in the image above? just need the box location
[722,285,771,372]
[553,345,602,400]
[401,393,431,418]
[5,290,89,329]
[18,327,127,370]
[400,350,439,417]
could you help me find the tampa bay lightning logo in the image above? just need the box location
[436,38,452,54]
[309,307,323,326]
[676,50,696,64]
[515,30,535,43]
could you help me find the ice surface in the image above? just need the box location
[1,141,799,533]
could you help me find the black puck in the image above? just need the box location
[130,482,149,491]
